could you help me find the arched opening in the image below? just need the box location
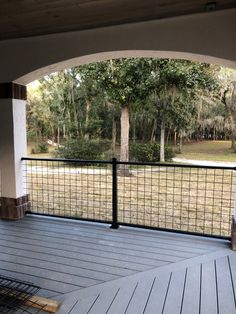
[22,55,236,239]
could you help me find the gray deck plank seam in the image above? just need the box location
[0,243,149,273]
[0,250,125,278]
[180,268,188,314]
[0,265,85,290]
[214,260,220,314]
[199,264,202,314]
[228,256,236,310]
[17,216,229,248]
[0,223,211,255]
[106,288,121,313]
[87,294,101,313]
[28,215,229,242]
[143,277,157,313]
[0,255,109,282]
[67,300,79,314]
[20,216,229,248]
[124,282,139,313]
[0,268,67,295]
[0,241,157,272]
[161,273,172,314]
[0,237,162,267]
[216,256,236,314]
[0,259,101,286]
[0,227,203,259]
[1,220,217,251]
[0,232,186,263]
[0,250,120,278]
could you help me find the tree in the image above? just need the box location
[95,59,150,174]
[222,82,236,151]
[145,59,220,159]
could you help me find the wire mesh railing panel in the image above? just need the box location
[117,164,235,237]
[23,158,113,223]
[22,158,235,238]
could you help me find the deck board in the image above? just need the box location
[1,219,215,254]
[0,215,234,313]
[216,256,236,314]
[181,264,201,314]
[58,254,236,314]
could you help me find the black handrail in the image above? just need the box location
[21,157,236,171]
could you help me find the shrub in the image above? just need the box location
[31,142,49,154]
[56,139,106,160]
[130,142,175,162]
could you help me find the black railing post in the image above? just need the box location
[111,157,119,229]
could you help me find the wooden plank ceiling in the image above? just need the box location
[0,0,235,40]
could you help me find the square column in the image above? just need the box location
[0,83,30,219]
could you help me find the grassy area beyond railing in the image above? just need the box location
[22,157,236,238]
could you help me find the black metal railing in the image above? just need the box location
[22,157,236,238]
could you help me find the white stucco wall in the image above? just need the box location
[0,9,235,84]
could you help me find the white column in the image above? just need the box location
[0,98,27,199]
[0,83,29,219]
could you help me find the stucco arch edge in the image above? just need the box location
[16,50,236,85]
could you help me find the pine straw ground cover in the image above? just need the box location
[26,165,235,237]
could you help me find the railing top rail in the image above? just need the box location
[117,160,236,170]
[21,156,236,170]
[21,157,113,164]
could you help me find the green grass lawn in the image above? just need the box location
[177,140,236,162]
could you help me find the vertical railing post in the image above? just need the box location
[111,157,119,229]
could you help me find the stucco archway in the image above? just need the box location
[0,7,235,221]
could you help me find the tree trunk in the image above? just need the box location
[166,128,171,145]
[111,117,117,158]
[57,126,60,145]
[213,127,216,141]
[231,136,236,151]
[150,120,157,143]
[84,100,90,140]
[119,105,130,176]
[63,124,66,139]
[174,131,177,146]
[132,114,136,144]
[178,131,183,153]
[160,121,165,162]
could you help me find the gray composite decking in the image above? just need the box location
[0,215,234,313]
[56,250,236,314]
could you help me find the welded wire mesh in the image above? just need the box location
[0,275,44,313]
[22,158,113,223]
[117,163,235,237]
[22,157,235,237]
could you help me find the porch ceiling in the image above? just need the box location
[0,0,236,41]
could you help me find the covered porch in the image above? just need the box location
[0,1,236,313]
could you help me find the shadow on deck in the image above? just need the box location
[0,215,234,313]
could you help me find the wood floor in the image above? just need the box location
[0,215,234,313]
